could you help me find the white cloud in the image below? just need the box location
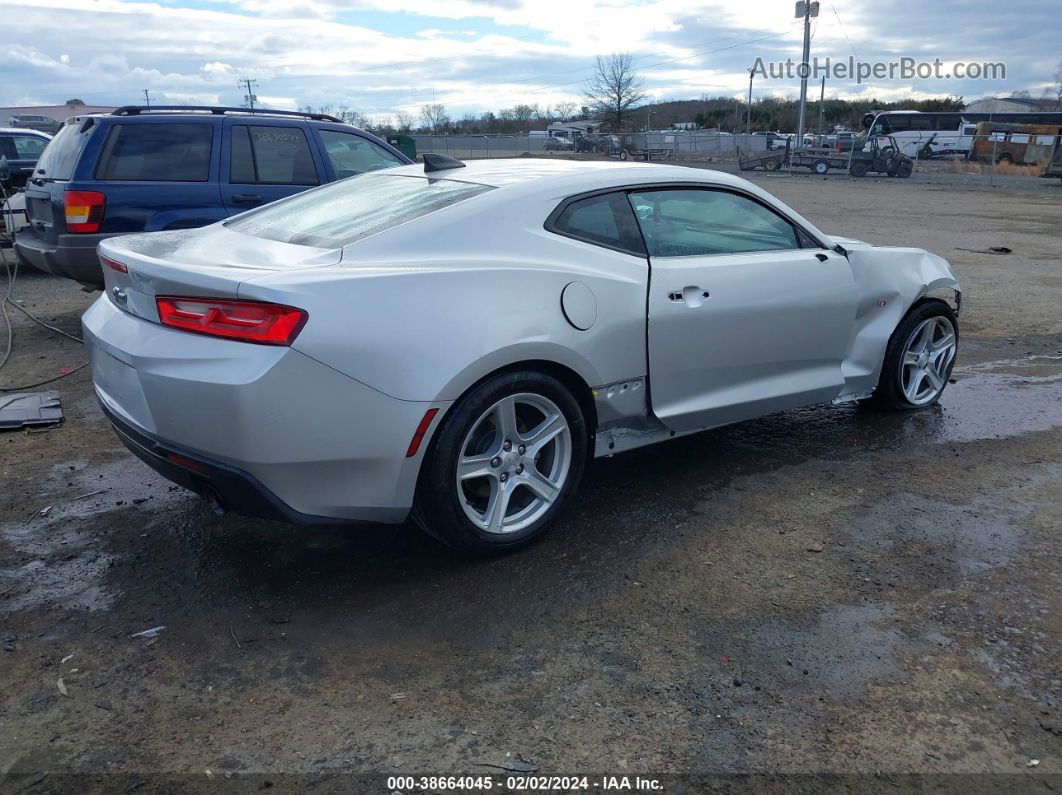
[0,0,1053,120]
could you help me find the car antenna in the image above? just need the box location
[422,153,466,173]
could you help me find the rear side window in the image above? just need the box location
[33,122,93,180]
[230,125,319,186]
[96,123,213,181]
[227,174,492,248]
[549,192,646,256]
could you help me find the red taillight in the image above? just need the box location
[65,190,105,233]
[156,297,307,346]
[100,255,128,274]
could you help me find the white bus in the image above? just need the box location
[862,110,1062,159]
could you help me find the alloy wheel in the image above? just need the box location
[899,316,956,405]
[456,393,572,534]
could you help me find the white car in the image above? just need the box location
[83,156,960,554]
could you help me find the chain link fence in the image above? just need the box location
[413,132,770,161]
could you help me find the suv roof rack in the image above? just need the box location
[110,106,344,123]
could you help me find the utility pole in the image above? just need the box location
[238,78,259,110]
[746,67,755,137]
[794,0,818,144]
[142,89,152,107]
[817,76,825,134]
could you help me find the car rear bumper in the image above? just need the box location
[83,295,446,525]
[14,228,110,284]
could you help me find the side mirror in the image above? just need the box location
[0,156,10,183]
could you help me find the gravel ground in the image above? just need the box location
[1,170,1060,792]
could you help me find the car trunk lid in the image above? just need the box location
[99,224,341,323]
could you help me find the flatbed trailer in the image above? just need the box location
[738,143,850,174]
[787,147,851,175]
[737,143,789,172]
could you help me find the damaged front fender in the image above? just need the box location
[836,242,960,399]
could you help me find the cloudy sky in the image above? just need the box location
[1,0,1058,120]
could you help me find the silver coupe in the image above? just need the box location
[83,156,960,554]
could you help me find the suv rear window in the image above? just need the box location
[227,173,492,248]
[96,123,213,182]
[33,122,93,181]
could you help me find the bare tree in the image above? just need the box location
[394,111,414,133]
[584,53,646,131]
[419,103,450,133]
[1045,61,1062,111]
[554,101,578,121]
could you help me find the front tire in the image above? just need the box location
[412,371,588,556]
[861,300,958,411]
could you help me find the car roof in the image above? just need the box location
[0,127,52,137]
[384,158,757,193]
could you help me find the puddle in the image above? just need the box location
[934,355,1062,443]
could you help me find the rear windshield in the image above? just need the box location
[226,174,493,248]
[33,121,93,181]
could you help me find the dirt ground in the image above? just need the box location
[1,170,1061,792]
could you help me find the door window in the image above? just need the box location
[12,136,48,158]
[549,192,645,256]
[96,123,213,181]
[318,130,403,178]
[628,189,798,257]
[230,125,319,185]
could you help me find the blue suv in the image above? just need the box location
[15,106,412,286]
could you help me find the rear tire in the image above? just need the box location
[813,160,830,175]
[763,157,780,172]
[860,300,958,411]
[849,161,868,177]
[412,371,588,556]
[897,161,913,178]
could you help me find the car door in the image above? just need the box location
[632,186,857,433]
[220,119,324,214]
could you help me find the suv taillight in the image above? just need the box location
[156,297,308,346]
[65,191,106,233]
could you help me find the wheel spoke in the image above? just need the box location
[482,478,512,532]
[523,412,566,454]
[924,367,943,392]
[520,466,560,504]
[493,396,520,445]
[458,454,496,482]
[906,368,927,400]
[913,322,934,353]
[930,329,955,352]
